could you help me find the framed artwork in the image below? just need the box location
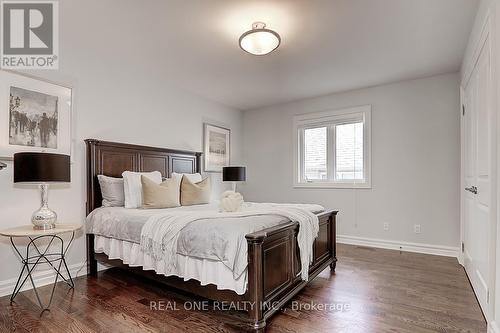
[204,123,230,172]
[0,70,72,159]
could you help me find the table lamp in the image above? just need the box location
[14,152,70,230]
[222,166,246,192]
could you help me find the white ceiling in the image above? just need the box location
[149,0,479,110]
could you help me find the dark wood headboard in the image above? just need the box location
[85,139,202,215]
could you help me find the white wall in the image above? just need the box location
[0,0,243,295]
[241,73,460,250]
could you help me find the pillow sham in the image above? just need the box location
[97,175,125,207]
[141,175,181,209]
[180,176,211,206]
[122,171,162,208]
[172,172,202,184]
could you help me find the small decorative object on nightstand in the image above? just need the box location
[0,161,6,170]
[14,152,70,230]
[220,190,244,212]
[222,166,246,192]
[0,224,81,313]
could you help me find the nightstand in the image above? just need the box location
[0,224,81,312]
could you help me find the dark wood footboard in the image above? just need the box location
[245,210,337,331]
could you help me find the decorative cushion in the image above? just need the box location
[97,175,125,207]
[180,176,211,206]
[172,172,202,184]
[141,175,181,209]
[122,171,162,208]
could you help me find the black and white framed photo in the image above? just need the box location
[204,123,230,172]
[0,70,72,159]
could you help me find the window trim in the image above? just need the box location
[293,105,372,189]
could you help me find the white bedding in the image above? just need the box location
[87,202,325,294]
[141,203,321,281]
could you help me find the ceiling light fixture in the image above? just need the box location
[239,22,281,56]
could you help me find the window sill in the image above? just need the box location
[293,182,371,189]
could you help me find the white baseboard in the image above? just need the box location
[337,235,460,258]
[458,252,464,266]
[0,261,87,298]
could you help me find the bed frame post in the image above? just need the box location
[246,235,266,332]
[330,213,337,271]
[87,234,98,276]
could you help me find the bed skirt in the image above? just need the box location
[94,235,248,295]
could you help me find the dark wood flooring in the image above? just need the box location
[0,244,486,333]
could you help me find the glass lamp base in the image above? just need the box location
[32,206,57,230]
[32,184,57,230]
[33,223,56,230]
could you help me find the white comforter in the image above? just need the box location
[140,203,323,281]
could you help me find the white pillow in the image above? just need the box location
[97,175,125,207]
[172,172,202,183]
[122,171,162,208]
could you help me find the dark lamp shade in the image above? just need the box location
[14,152,70,183]
[223,166,246,182]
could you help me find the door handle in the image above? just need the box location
[465,186,478,194]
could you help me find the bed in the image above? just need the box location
[85,139,338,332]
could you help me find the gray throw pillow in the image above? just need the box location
[97,175,125,207]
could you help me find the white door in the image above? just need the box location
[462,30,492,313]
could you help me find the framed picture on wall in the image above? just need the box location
[0,70,72,159]
[204,123,230,172]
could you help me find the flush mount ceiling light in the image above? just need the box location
[239,22,281,56]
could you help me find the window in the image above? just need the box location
[335,122,363,180]
[293,105,371,188]
[304,127,327,180]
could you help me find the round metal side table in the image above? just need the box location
[0,224,81,313]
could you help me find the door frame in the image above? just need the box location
[460,10,497,324]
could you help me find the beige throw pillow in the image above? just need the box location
[141,175,181,209]
[180,176,211,206]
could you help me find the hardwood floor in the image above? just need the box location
[0,244,486,333]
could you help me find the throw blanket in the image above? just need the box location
[140,203,323,281]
